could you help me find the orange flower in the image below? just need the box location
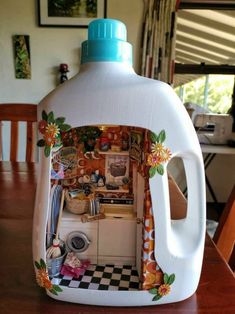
[43,278,53,290]
[38,120,47,134]
[158,284,171,296]
[46,123,60,137]
[147,153,161,167]
[36,269,53,290]
[44,132,56,147]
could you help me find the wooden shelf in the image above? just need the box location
[98,149,129,156]
[95,186,129,193]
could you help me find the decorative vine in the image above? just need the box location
[147,130,171,177]
[37,110,71,157]
[149,272,175,301]
[35,258,63,295]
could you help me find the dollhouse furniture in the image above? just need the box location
[0,103,37,162]
[1,160,235,313]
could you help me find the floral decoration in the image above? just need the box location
[37,110,71,157]
[35,258,63,295]
[147,130,171,177]
[149,272,175,301]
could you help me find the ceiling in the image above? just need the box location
[174,9,235,86]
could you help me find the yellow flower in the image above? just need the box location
[158,284,171,296]
[151,143,164,155]
[159,147,171,163]
[46,123,60,137]
[147,153,161,167]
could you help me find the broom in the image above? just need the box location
[46,189,65,259]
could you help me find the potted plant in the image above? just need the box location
[76,126,102,152]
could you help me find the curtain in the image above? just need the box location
[140,0,179,84]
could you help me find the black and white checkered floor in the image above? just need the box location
[51,264,140,291]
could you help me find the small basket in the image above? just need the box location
[65,189,89,215]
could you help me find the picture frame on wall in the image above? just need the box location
[38,0,107,27]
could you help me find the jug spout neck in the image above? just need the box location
[79,61,136,75]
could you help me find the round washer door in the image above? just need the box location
[66,231,91,253]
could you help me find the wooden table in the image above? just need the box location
[0,161,234,314]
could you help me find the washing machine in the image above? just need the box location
[59,210,98,264]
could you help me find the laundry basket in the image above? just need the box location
[64,189,89,214]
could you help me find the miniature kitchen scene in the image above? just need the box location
[44,123,171,293]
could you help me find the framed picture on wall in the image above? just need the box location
[38,0,107,27]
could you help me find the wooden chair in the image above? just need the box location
[213,185,235,273]
[0,103,37,162]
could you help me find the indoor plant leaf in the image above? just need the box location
[157,164,164,175]
[60,123,71,132]
[149,288,158,294]
[39,258,47,269]
[37,139,45,147]
[149,166,157,178]
[150,131,158,143]
[53,285,63,292]
[34,261,41,269]
[44,146,51,157]
[167,274,175,285]
[47,111,54,123]
[55,117,65,126]
[153,294,162,301]
[158,130,166,143]
[42,110,48,121]
[49,289,58,295]
[163,273,169,284]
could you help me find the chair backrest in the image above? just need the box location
[213,185,235,273]
[0,103,37,162]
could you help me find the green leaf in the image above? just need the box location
[47,111,54,123]
[157,164,164,176]
[53,285,63,292]
[49,289,58,295]
[163,273,169,284]
[149,166,157,178]
[158,130,166,143]
[40,258,47,269]
[60,124,71,132]
[152,294,162,301]
[42,110,48,121]
[149,288,158,295]
[167,274,175,285]
[34,261,41,269]
[44,146,51,157]
[150,132,158,143]
[55,117,65,126]
[37,139,45,147]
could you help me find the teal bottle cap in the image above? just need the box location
[81,19,133,66]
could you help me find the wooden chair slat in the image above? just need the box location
[213,185,235,271]
[26,121,33,162]
[10,121,18,162]
[0,103,37,162]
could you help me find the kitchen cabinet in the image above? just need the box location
[98,217,136,265]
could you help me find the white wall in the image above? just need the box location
[0,0,234,203]
[0,0,143,103]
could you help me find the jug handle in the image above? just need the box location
[150,151,206,259]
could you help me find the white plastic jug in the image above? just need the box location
[33,18,206,306]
